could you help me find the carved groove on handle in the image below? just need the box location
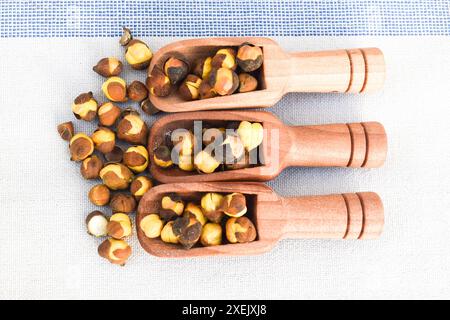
[342,193,363,239]
[345,48,366,93]
[344,48,385,93]
[355,193,367,239]
[360,122,370,167]
[345,123,355,167]
[346,123,369,168]
[342,194,352,239]
[345,122,387,168]
[345,50,353,92]
[342,192,384,240]
[344,50,354,93]
[344,49,366,93]
[359,49,369,93]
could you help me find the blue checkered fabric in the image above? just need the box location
[1,0,449,37]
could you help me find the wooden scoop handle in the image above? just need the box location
[283,121,387,168]
[285,48,385,93]
[278,192,383,239]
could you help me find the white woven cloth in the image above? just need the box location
[0,37,449,299]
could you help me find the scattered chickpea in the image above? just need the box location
[98,238,132,265]
[107,213,132,239]
[104,146,124,163]
[93,57,123,77]
[81,155,103,179]
[130,176,153,200]
[119,27,132,46]
[86,211,109,237]
[116,110,148,145]
[91,127,115,154]
[97,102,121,127]
[69,133,94,161]
[88,184,110,206]
[109,193,136,214]
[72,92,97,121]
[125,39,153,70]
[57,121,74,141]
[123,145,149,173]
[102,76,127,102]
[127,80,148,102]
[99,163,133,190]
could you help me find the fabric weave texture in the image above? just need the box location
[0,1,449,300]
[1,0,449,37]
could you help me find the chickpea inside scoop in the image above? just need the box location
[138,190,257,251]
[137,183,384,258]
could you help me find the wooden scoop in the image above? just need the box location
[148,37,385,112]
[137,182,384,258]
[148,111,387,183]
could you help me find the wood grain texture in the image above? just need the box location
[147,37,385,112]
[148,111,387,183]
[136,183,384,258]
